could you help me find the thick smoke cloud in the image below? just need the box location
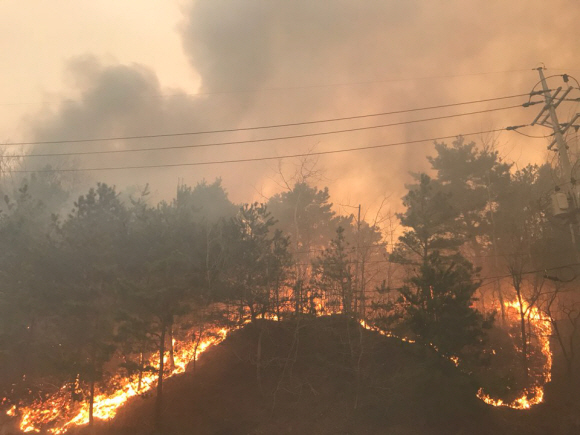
[27,56,277,203]
[180,0,580,202]
[24,0,580,210]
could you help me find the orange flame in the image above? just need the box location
[362,298,553,410]
[476,299,552,409]
[4,298,553,433]
[7,328,229,434]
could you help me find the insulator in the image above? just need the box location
[551,191,569,217]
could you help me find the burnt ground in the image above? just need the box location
[65,315,577,435]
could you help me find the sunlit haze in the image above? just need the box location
[1,0,579,210]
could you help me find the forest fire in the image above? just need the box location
[7,328,229,434]
[362,296,554,410]
[5,295,554,434]
[476,299,553,409]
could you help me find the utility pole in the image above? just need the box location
[532,67,580,248]
[533,67,575,181]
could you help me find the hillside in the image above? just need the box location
[68,315,545,435]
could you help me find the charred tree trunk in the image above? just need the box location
[249,303,257,321]
[487,172,505,323]
[168,321,175,372]
[137,351,144,392]
[515,287,529,383]
[360,256,366,321]
[509,266,529,384]
[192,324,204,373]
[155,319,167,428]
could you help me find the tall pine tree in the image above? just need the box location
[391,174,490,358]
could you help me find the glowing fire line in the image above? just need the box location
[4,299,553,433]
[7,328,228,434]
[362,298,553,410]
[476,300,552,410]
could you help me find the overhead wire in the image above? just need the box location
[9,126,528,173]
[1,97,534,149]
[512,129,553,139]
[6,105,535,159]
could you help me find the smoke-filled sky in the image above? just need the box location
[1,0,580,215]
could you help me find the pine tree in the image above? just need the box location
[391,174,490,358]
[312,227,355,316]
[58,183,127,427]
[225,203,291,320]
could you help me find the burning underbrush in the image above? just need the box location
[1,321,231,434]
[76,316,494,435]
[474,301,552,409]
[0,298,555,434]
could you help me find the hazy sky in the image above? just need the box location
[1,0,579,216]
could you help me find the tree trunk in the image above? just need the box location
[137,352,144,392]
[360,256,366,321]
[486,172,505,323]
[515,289,529,383]
[192,324,204,374]
[168,322,175,372]
[155,320,167,429]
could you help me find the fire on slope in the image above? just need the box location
[4,298,554,433]
[362,298,553,410]
[476,299,553,409]
[6,328,228,434]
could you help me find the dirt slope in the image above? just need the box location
[85,316,536,435]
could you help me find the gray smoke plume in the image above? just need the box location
[22,0,580,209]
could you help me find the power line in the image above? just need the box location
[9,126,526,173]
[2,95,534,148]
[8,105,531,158]
[512,129,553,139]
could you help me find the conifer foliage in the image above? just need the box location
[390,174,490,357]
